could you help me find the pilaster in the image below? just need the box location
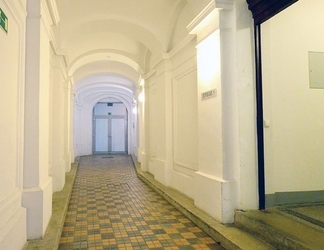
[23,0,52,239]
[137,79,150,172]
[49,55,66,191]
[70,82,75,162]
[64,77,73,172]
[162,54,173,187]
[188,0,237,223]
[146,57,173,187]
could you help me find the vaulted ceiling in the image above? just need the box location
[53,0,211,105]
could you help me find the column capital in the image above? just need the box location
[64,76,73,89]
[26,0,41,16]
[50,54,65,69]
[187,0,234,44]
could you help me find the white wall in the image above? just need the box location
[137,82,149,171]
[139,0,257,223]
[74,89,136,157]
[170,37,198,198]
[262,0,324,198]
[22,0,55,239]
[235,0,258,210]
[147,64,167,183]
[49,55,66,192]
[39,18,51,187]
[0,0,27,249]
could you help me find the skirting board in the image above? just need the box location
[266,190,324,208]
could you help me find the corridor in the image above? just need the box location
[58,155,224,250]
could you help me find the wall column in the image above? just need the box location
[162,55,173,186]
[22,0,53,239]
[137,80,150,172]
[188,0,237,223]
[64,77,73,172]
[146,57,173,186]
[49,55,66,191]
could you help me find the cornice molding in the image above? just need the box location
[168,34,196,59]
[187,0,234,33]
[187,0,234,44]
[187,0,216,34]
[142,69,156,81]
[215,0,235,9]
[46,0,60,26]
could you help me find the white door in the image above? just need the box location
[93,102,128,154]
[111,118,126,152]
[93,116,127,154]
[94,118,109,152]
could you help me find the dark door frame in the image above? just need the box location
[246,0,299,209]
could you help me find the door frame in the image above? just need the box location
[92,114,128,155]
[246,0,299,209]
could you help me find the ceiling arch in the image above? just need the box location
[54,0,201,107]
[60,18,163,66]
[75,83,134,110]
[69,51,143,79]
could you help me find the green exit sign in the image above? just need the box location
[0,8,8,34]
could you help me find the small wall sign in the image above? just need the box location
[0,8,8,34]
[201,89,217,100]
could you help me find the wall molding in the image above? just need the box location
[266,191,324,208]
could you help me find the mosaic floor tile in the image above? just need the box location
[59,155,224,250]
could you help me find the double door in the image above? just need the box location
[93,115,127,154]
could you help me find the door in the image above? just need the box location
[94,118,109,153]
[111,118,126,152]
[93,101,128,154]
[93,116,128,154]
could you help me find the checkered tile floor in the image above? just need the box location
[59,155,224,250]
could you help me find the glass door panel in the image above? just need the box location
[94,118,108,153]
[111,118,126,152]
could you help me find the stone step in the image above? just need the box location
[135,163,276,249]
[234,208,324,250]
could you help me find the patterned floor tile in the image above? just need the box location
[59,155,224,250]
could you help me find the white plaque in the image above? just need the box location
[201,89,217,100]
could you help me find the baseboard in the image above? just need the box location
[266,190,324,208]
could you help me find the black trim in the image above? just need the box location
[254,24,265,210]
[247,0,299,210]
[247,0,298,25]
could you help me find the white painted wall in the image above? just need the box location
[74,86,136,157]
[22,0,54,239]
[147,66,167,183]
[140,0,257,222]
[262,0,324,196]
[39,21,50,186]
[94,102,127,116]
[170,37,198,198]
[234,0,258,210]
[0,1,27,249]
[197,31,223,177]
[64,78,73,172]
[0,0,257,247]
[49,55,66,192]
[137,81,150,171]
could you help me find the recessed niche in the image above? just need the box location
[308,51,324,89]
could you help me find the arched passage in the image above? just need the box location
[73,74,138,158]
